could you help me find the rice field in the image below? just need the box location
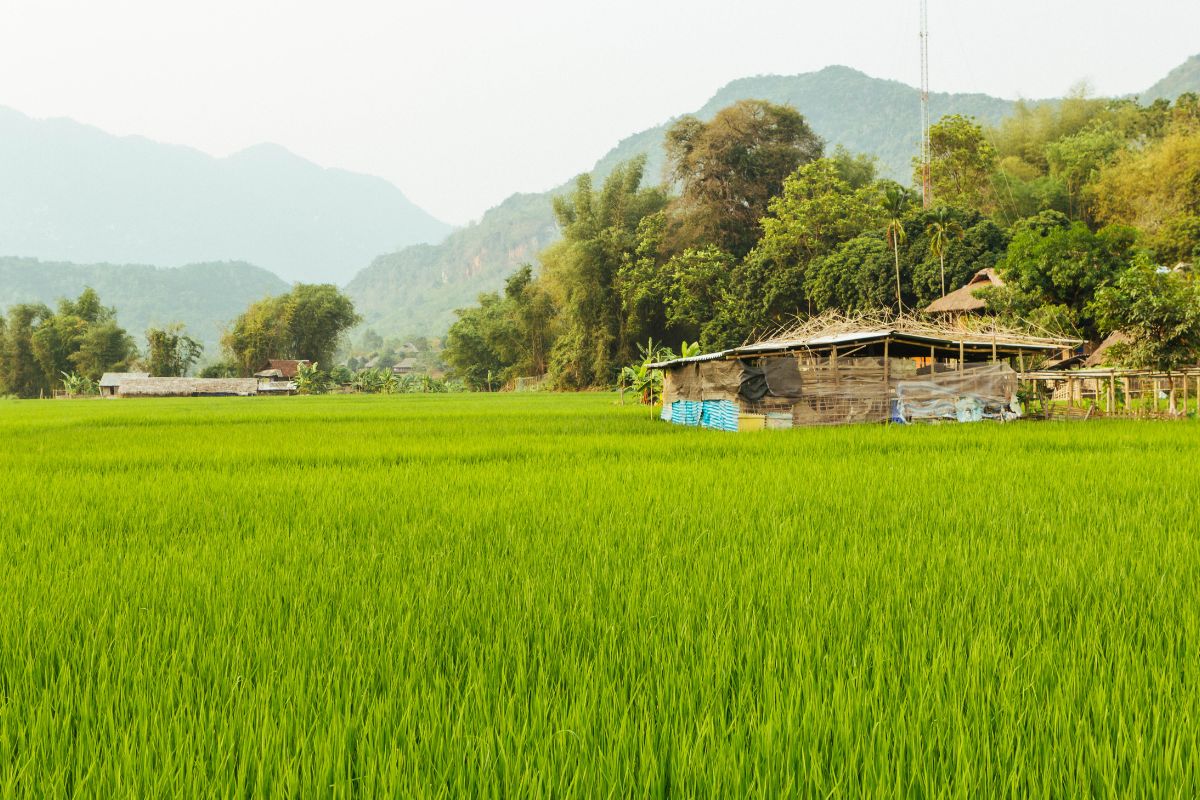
[1,393,1198,797]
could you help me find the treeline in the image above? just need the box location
[0,289,203,398]
[0,283,360,397]
[445,94,1200,389]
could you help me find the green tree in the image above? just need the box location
[542,158,668,387]
[443,291,514,390]
[806,235,897,313]
[665,100,823,256]
[919,114,998,212]
[1093,257,1200,372]
[71,321,137,379]
[925,206,965,298]
[988,211,1138,340]
[1093,127,1200,234]
[146,324,204,377]
[736,159,886,329]
[884,185,915,310]
[0,304,52,398]
[223,284,360,376]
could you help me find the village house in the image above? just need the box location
[923,268,1004,318]
[99,372,150,397]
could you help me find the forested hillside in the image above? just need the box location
[346,193,559,338]
[347,66,1023,339]
[0,107,451,284]
[0,257,289,350]
[443,92,1200,389]
[1142,54,1200,102]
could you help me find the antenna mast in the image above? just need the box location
[920,0,932,208]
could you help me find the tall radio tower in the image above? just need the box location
[920,0,932,208]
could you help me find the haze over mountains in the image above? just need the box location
[0,106,451,285]
[3,58,1199,344]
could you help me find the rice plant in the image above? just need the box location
[0,394,1197,797]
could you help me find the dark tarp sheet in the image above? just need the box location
[739,362,769,402]
[762,356,804,398]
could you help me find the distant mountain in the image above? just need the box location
[1141,54,1200,102]
[347,193,559,338]
[0,106,452,284]
[593,66,1017,186]
[347,65,1019,338]
[0,257,289,351]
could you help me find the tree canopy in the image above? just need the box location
[222,284,360,376]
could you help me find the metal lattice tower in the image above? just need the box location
[920,0,932,208]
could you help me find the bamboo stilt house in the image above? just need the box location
[649,313,1079,430]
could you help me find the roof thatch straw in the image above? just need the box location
[117,378,258,397]
[924,268,1004,314]
[753,310,1078,351]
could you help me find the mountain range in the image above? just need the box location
[348,59,1200,339]
[0,107,451,285]
[3,57,1199,344]
[345,66,1026,337]
[0,257,289,351]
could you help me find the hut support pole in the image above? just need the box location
[1067,376,1074,410]
[958,341,964,374]
[1108,374,1116,415]
[831,346,839,387]
[883,339,891,424]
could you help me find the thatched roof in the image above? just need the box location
[99,372,149,388]
[259,359,310,379]
[117,378,258,397]
[924,268,1004,314]
[1084,332,1132,368]
[649,311,1080,369]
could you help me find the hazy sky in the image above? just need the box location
[2,1,1197,224]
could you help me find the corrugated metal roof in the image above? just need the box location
[99,372,149,387]
[650,328,1074,369]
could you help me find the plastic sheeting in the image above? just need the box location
[894,363,1020,423]
[662,399,738,432]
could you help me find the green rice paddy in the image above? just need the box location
[1,394,1198,797]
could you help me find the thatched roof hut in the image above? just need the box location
[99,372,150,397]
[1083,332,1132,368]
[254,359,310,379]
[650,312,1079,429]
[116,378,258,397]
[924,268,1004,315]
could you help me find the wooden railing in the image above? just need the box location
[1018,369,1200,418]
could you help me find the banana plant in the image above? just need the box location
[60,372,98,397]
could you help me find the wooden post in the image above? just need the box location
[958,340,965,374]
[1183,373,1190,415]
[883,339,891,424]
[991,336,998,364]
[930,345,936,371]
[1123,376,1132,415]
[1067,376,1074,409]
[1169,374,1178,416]
[1108,373,1116,415]
[831,346,839,387]
[1154,378,1161,414]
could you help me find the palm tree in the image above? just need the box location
[926,206,965,298]
[884,186,914,311]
